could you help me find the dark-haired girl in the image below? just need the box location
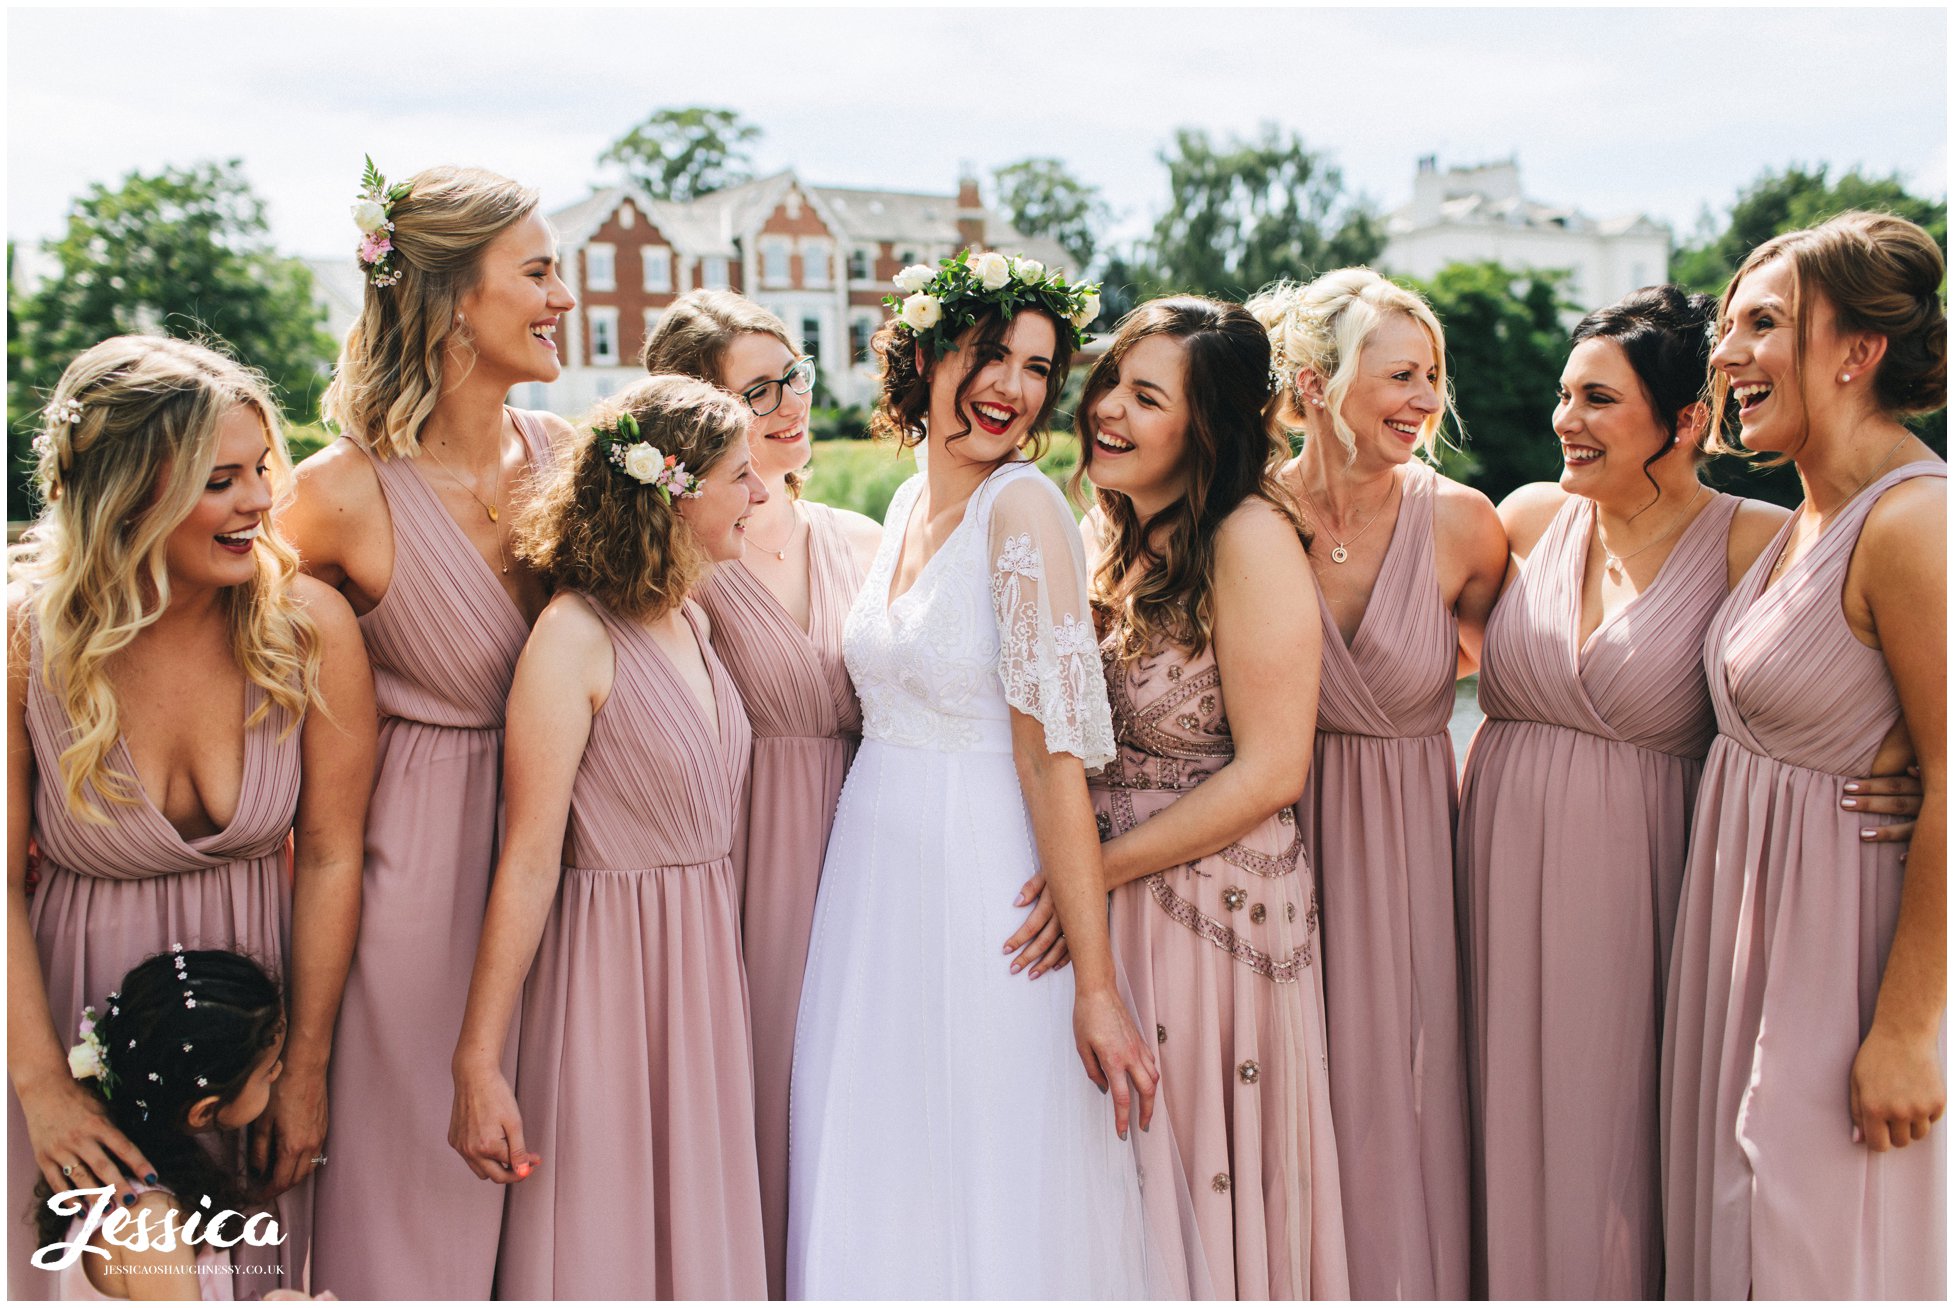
[39,950,288,1301]
[1076,297,1348,1297]
[1454,285,1787,1298]
[1663,212,1945,1299]
[449,375,768,1299]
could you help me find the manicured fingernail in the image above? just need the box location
[122,1193,136,1206]
[1010,963,1022,974]
[1842,798,1859,808]
[1118,1129,1127,1141]
[1852,1126,1863,1144]
[1844,782,1862,793]
[144,1174,157,1185]
[1862,829,1878,839]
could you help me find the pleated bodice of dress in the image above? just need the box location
[24,620,301,880]
[1314,461,1457,740]
[566,599,752,871]
[1479,491,1741,758]
[1706,462,1945,775]
[695,500,862,740]
[353,408,549,729]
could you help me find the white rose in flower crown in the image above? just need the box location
[352,199,390,234]
[1012,257,1045,284]
[1072,291,1102,330]
[900,293,943,331]
[622,442,665,482]
[971,252,1011,290]
[893,264,935,294]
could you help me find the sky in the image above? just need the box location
[6,5,1947,267]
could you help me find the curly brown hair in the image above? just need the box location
[867,304,1072,461]
[1706,210,1947,465]
[514,375,750,621]
[1072,297,1306,665]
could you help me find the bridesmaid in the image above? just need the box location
[7,337,374,1298]
[639,291,879,1298]
[449,376,769,1299]
[1074,297,1348,1297]
[1663,211,1946,1299]
[1248,268,1506,1299]
[1454,287,1785,1298]
[282,161,575,1299]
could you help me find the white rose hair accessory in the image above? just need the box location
[595,410,704,505]
[353,154,413,288]
[884,249,1102,360]
[67,1008,115,1099]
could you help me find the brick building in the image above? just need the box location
[519,170,1071,413]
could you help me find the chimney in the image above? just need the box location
[956,167,985,251]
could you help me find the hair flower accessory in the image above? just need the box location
[49,398,85,427]
[883,249,1101,359]
[595,411,703,504]
[353,154,413,288]
[68,1008,114,1098]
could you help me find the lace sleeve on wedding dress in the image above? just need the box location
[986,475,1116,770]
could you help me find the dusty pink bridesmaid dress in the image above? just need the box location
[694,500,864,1300]
[1093,633,1349,1300]
[309,410,550,1300]
[494,598,764,1300]
[1662,462,1946,1300]
[1455,491,1739,1298]
[9,619,301,1300]
[1295,461,1469,1299]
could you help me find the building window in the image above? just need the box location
[761,240,793,287]
[642,245,673,293]
[585,244,616,292]
[702,256,730,289]
[848,246,873,281]
[801,239,833,288]
[801,315,824,371]
[588,307,619,365]
[850,315,877,365]
[898,247,918,266]
[643,308,663,353]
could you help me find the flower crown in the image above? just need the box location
[595,411,703,504]
[352,155,412,288]
[884,249,1101,360]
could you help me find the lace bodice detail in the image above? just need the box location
[844,462,1115,767]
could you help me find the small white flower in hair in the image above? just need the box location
[49,399,85,426]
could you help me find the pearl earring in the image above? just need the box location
[1840,372,1852,384]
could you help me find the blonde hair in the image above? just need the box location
[1248,267,1458,462]
[322,165,539,459]
[640,290,805,495]
[10,336,322,823]
[1706,210,1947,464]
[514,375,751,621]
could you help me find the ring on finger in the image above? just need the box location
[310,1154,328,1166]
[60,1164,74,1178]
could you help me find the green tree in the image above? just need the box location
[1673,164,1948,294]
[599,106,761,201]
[990,157,1112,270]
[1406,262,1572,504]
[1142,124,1383,299]
[12,161,336,515]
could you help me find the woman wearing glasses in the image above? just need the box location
[640,291,880,1297]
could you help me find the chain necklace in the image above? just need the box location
[1767,429,1914,584]
[1298,470,1398,565]
[418,434,512,574]
[1598,485,1706,580]
[745,502,800,563]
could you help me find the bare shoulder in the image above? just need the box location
[293,435,381,506]
[1494,481,1570,558]
[520,408,578,450]
[531,589,606,648]
[1862,468,1947,544]
[1723,495,1793,577]
[287,572,362,642]
[1215,496,1308,562]
[826,504,884,552]
[1431,471,1508,563]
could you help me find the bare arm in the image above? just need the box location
[1440,479,1510,679]
[254,578,376,1195]
[449,595,611,1183]
[1099,503,1321,890]
[6,592,153,1203]
[1849,482,1945,1151]
[284,440,390,610]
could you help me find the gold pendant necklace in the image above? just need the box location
[1299,473,1397,564]
[419,437,505,524]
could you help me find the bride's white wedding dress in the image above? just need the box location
[786,459,1154,1298]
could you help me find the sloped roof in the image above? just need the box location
[814,186,965,244]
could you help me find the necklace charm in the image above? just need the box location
[1329,545,1349,564]
[487,505,498,523]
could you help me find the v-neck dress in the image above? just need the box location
[1662,462,1945,1300]
[493,597,764,1300]
[310,409,551,1301]
[9,615,302,1301]
[1455,490,1739,1299]
[1294,460,1471,1299]
[694,499,865,1300]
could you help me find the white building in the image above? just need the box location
[1381,156,1670,314]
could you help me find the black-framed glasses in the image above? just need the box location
[740,356,817,417]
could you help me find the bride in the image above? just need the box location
[787,253,1163,1297]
